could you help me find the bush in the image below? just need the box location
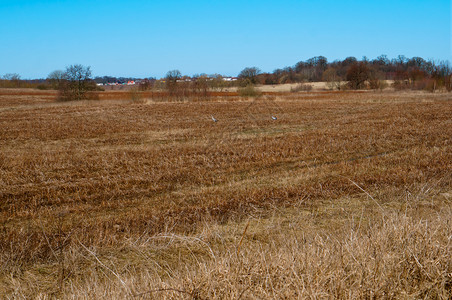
[412,78,437,92]
[238,85,261,98]
[291,83,313,92]
[369,79,388,91]
[322,68,341,90]
[36,84,50,90]
[85,91,100,100]
[128,88,144,102]
[446,75,452,92]
[392,80,410,91]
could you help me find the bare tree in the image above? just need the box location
[165,70,182,97]
[322,68,341,90]
[47,70,66,89]
[346,62,370,89]
[238,67,261,86]
[2,73,21,81]
[2,73,21,87]
[192,74,209,98]
[210,74,226,91]
[59,64,94,101]
[305,56,328,81]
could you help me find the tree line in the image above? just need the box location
[1,55,451,100]
[251,55,451,91]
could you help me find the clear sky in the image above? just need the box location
[0,0,450,79]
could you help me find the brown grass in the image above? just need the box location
[0,89,451,298]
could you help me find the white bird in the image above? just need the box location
[271,116,277,120]
[211,115,218,122]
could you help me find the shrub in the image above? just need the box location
[446,75,452,92]
[128,88,144,102]
[36,84,50,90]
[322,68,341,90]
[392,80,410,91]
[412,78,437,92]
[369,79,388,91]
[291,83,313,92]
[238,85,261,98]
[85,91,100,100]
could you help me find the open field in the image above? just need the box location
[0,89,451,298]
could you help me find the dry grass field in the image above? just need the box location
[0,89,451,298]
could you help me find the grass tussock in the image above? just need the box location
[4,194,451,299]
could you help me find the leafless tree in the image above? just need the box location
[59,64,95,101]
[47,70,66,89]
[1,73,21,87]
[346,62,370,89]
[322,68,341,90]
[165,70,182,97]
[238,67,261,86]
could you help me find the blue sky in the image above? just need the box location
[0,0,450,78]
